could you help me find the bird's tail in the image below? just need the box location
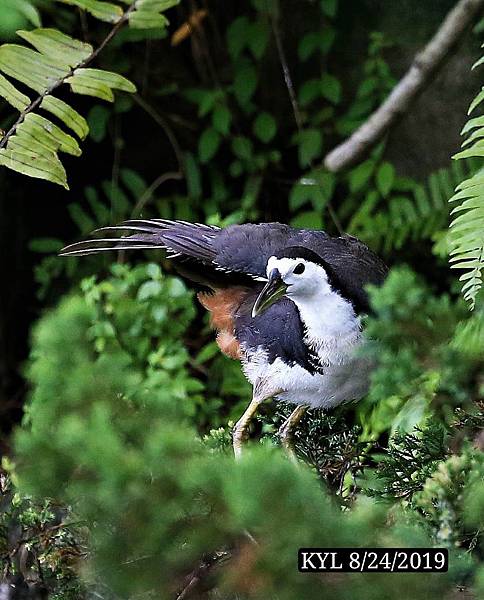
[59,219,220,263]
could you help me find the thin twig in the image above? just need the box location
[131,170,183,217]
[133,94,185,172]
[327,201,343,235]
[271,12,303,132]
[0,4,137,150]
[323,0,484,172]
[78,7,89,43]
[175,551,230,600]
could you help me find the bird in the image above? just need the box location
[59,220,388,458]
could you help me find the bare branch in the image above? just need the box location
[324,0,484,173]
[271,12,303,132]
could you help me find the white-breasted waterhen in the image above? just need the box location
[60,220,388,457]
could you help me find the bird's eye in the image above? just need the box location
[293,262,305,275]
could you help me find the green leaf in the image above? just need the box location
[137,280,163,301]
[41,96,89,140]
[128,12,169,29]
[212,105,231,136]
[468,88,484,114]
[66,77,115,102]
[20,113,82,156]
[0,44,69,93]
[319,27,336,54]
[289,181,313,210]
[57,0,123,24]
[0,148,68,188]
[461,115,484,135]
[68,203,95,232]
[0,74,30,111]
[227,16,250,59]
[135,0,180,10]
[199,128,221,163]
[291,210,323,229]
[320,73,341,104]
[71,68,136,93]
[472,55,484,70]
[29,238,64,253]
[311,169,335,210]
[6,0,41,27]
[121,168,146,198]
[233,64,257,107]
[298,32,320,61]
[253,112,277,143]
[17,29,92,68]
[231,136,253,160]
[290,171,334,212]
[349,159,375,193]
[376,162,395,197]
[87,105,111,142]
[453,146,484,160]
[9,128,59,158]
[320,0,338,18]
[299,79,321,106]
[298,129,322,168]
[247,21,270,59]
[195,341,219,364]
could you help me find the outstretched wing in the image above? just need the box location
[60,220,387,309]
[59,219,259,287]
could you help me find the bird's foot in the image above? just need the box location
[233,383,284,459]
[278,405,308,463]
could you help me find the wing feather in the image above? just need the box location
[60,220,387,307]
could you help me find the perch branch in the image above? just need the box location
[0,3,137,150]
[323,0,484,172]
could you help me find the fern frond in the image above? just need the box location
[452,307,484,357]
[448,49,484,310]
[3,0,41,28]
[0,0,180,188]
[348,160,476,253]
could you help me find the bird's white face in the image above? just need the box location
[251,255,332,317]
[266,256,331,298]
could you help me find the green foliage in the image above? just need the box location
[0,468,87,598]
[9,275,479,598]
[415,448,484,547]
[448,48,484,309]
[359,267,482,438]
[348,160,477,253]
[0,0,179,188]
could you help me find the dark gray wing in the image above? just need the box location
[60,220,387,308]
[214,223,388,311]
[59,219,264,287]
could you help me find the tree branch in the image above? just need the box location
[323,0,484,173]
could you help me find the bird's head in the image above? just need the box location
[252,246,334,317]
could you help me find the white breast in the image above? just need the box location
[241,290,369,409]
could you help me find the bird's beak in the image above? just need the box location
[252,269,287,318]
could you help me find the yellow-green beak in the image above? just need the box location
[252,269,287,318]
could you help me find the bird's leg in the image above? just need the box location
[278,405,308,462]
[233,379,283,459]
[233,398,262,459]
